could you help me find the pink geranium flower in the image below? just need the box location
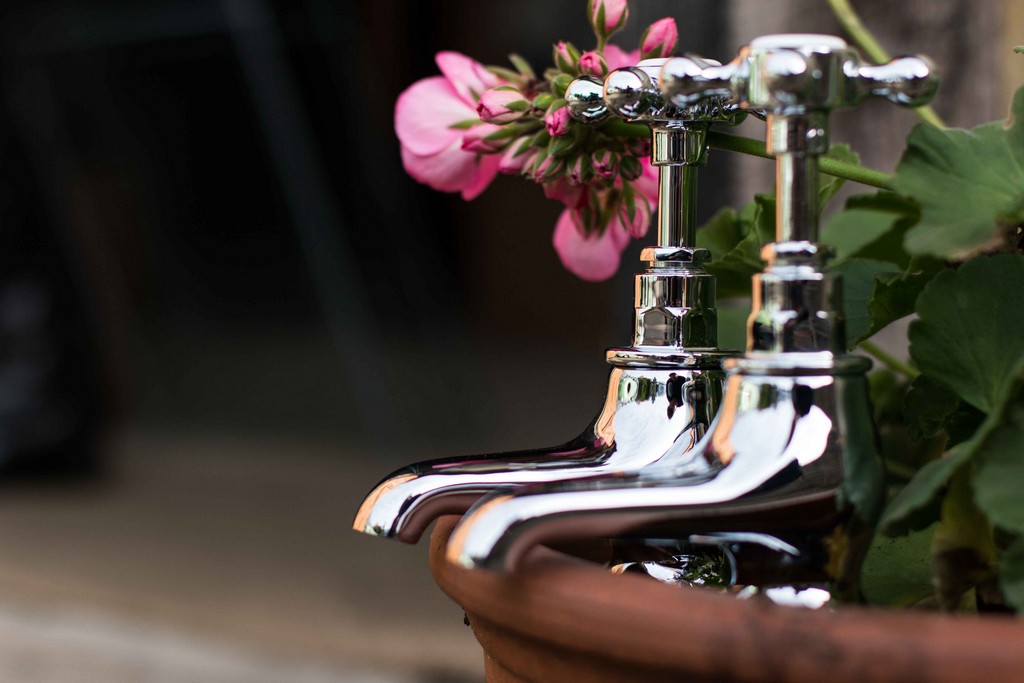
[552,161,659,281]
[394,52,504,200]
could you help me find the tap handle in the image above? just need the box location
[567,59,736,128]
[565,76,610,123]
[602,65,665,122]
[851,56,938,107]
[660,35,938,146]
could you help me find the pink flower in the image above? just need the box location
[553,207,631,281]
[588,0,629,39]
[567,155,592,185]
[592,150,619,179]
[395,51,504,200]
[460,123,507,153]
[632,160,660,203]
[477,86,527,124]
[499,138,533,174]
[550,159,658,281]
[578,51,607,77]
[640,18,678,59]
[545,107,572,136]
[618,192,652,238]
[543,178,584,207]
[553,41,579,73]
[603,44,640,70]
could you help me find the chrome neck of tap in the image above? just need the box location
[568,59,740,356]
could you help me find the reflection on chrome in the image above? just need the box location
[353,363,723,542]
[446,360,883,600]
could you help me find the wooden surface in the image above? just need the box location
[430,516,1024,683]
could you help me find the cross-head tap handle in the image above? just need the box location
[662,35,937,356]
[660,34,937,245]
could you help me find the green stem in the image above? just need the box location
[602,123,894,190]
[826,0,946,128]
[707,131,894,190]
[860,340,920,379]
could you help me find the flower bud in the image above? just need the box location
[640,17,678,60]
[567,155,593,185]
[460,124,508,153]
[545,107,572,137]
[476,86,528,124]
[588,0,629,40]
[578,51,608,78]
[533,155,564,181]
[552,41,581,74]
[592,149,619,179]
[628,137,651,158]
[619,154,643,181]
[617,190,652,239]
[499,138,533,174]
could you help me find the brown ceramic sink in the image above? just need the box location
[428,516,1024,683]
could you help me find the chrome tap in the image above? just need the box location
[446,35,937,600]
[353,60,739,544]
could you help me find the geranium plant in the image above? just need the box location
[394,0,1024,612]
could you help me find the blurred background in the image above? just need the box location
[0,1,1017,681]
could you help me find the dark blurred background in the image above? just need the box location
[0,1,1016,681]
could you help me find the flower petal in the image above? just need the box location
[395,76,474,156]
[436,51,501,107]
[461,153,501,200]
[632,158,660,203]
[603,44,641,71]
[400,139,478,194]
[607,213,634,249]
[553,209,625,282]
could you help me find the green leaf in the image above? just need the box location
[971,375,1024,533]
[508,53,535,79]
[909,254,1024,413]
[892,86,1024,260]
[882,363,1024,537]
[696,207,759,298]
[998,536,1024,610]
[834,258,902,348]
[696,196,774,299]
[715,297,751,352]
[863,260,942,340]
[932,467,996,610]
[880,443,972,536]
[904,375,960,442]
[822,192,919,267]
[861,524,937,607]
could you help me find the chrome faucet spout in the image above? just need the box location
[446,359,882,590]
[353,364,722,542]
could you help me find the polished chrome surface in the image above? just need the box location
[354,363,725,542]
[661,34,937,355]
[354,60,744,544]
[447,36,937,598]
[447,358,884,597]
